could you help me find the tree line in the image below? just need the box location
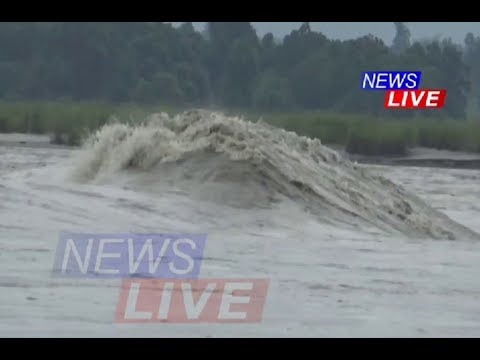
[0,22,479,119]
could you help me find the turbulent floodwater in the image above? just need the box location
[1,111,480,337]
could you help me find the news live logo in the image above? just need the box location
[361,71,447,109]
[52,233,269,323]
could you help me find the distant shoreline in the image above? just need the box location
[354,157,480,170]
[335,146,480,170]
[2,133,480,170]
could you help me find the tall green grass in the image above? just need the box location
[0,101,180,145]
[0,102,479,156]
[261,112,480,156]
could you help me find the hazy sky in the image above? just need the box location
[183,22,480,45]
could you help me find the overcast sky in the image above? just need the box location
[181,22,480,45]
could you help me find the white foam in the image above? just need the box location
[69,110,480,241]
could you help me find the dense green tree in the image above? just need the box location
[0,22,475,119]
[464,32,480,113]
[253,70,293,110]
[392,22,411,54]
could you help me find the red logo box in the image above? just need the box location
[115,278,270,323]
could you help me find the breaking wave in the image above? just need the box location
[70,110,480,241]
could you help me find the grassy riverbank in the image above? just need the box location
[1,101,479,156]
